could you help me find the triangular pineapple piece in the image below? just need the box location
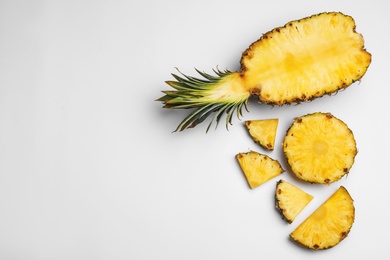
[275,180,313,224]
[290,186,355,250]
[236,151,284,189]
[244,119,279,150]
[283,112,357,184]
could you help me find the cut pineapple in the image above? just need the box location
[283,112,357,184]
[244,119,279,150]
[236,151,284,189]
[290,186,355,250]
[158,12,371,131]
[275,180,313,224]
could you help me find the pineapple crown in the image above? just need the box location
[157,68,249,132]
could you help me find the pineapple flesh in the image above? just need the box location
[157,12,371,131]
[275,180,313,224]
[283,112,357,184]
[236,151,284,189]
[244,119,279,150]
[290,186,355,250]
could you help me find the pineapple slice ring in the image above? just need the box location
[244,119,279,150]
[290,186,355,250]
[283,112,357,184]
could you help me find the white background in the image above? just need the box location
[0,0,389,259]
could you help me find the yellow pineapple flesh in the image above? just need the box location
[236,151,284,189]
[290,186,355,250]
[244,119,279,150]
[158,12,371,131]
[241,12,371,105]
[283,112,357,184]
[275,180,313,224]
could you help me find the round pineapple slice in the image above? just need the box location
[275,180,313,224]
[283,112,357,184]
[290,186,355,250]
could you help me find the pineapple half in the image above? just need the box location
[275,180,313,224]
[283,112,357,184]
[290,186,355,250]
[236,151,284,189]
[157,12,371,131]
[244,119,279,150]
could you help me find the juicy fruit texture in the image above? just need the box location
[283,112,357,184]
[241,12,371,105]
[290,186,355,250]
[236,151,284,189]
[244,119,279,150]
[158,12,372,131]
[275,180,313,224]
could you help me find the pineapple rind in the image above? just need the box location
[290,186,355,250]
[283,112,357,184]
[275,180,313,224]
[244,119,279,150]
[236,151,284,189]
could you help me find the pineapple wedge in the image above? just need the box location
[244,119,279,150]
[236,151,284,189]
[158,12,371,131]
[290,186,355,250]
[275,180,313,224]
[283,112,357,184]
